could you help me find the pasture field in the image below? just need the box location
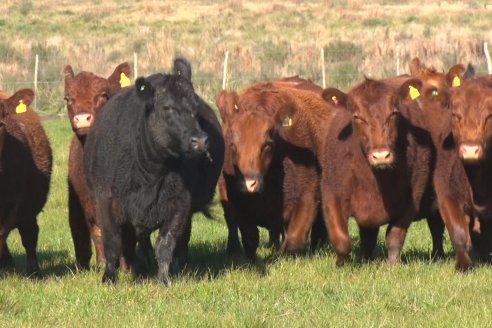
[0,119,491,327]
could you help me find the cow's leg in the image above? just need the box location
[170,217,192,276]
[310,210,328,251]
[155,210,190,285]
[0,242,12,268]
[219,177,241,254]
[90,224,106,269]
[17,215,40,276]
[478,219,492,263]
[68,183,92,269]
[238,222,260,261]
[437,195,472,271]
[97,197,121,283]
[385,221,411,265]
[426,211,445,259]
[359,226,379,261]
[0,206,17,270]
[120,224,136,272]
[282,188,318,254]
[322,191,350,267]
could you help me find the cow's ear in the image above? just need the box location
[463,63,475,80]
[63,65,74,81]
[409,57,423,76]
[3,89,34,116]
[446,64,466,88]
[399,78,423,103]
[321,88,347,107]
[108,62,132,91]
[173,57,192,80]
[216,90,239,122]
[135,77,154,102]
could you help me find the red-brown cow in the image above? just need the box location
[63,62,132,269]
[0,89,52,275]
[449,75,492,261]
[409,58,476,258]
[217,79,332,259]
[318,77,471,270]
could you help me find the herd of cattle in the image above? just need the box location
[0,56,492,283]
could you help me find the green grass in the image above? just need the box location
[0,118,492,327]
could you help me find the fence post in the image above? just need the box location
[222,50,229,90]
[396,44,400,76]
[34,54,39,111]
[133,52,138,78]
[321,48,326,89]
[484,42,492,74]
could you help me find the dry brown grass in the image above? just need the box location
[0,0,491,111]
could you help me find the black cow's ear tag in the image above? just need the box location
[282,116,293,127]
[409,85,420,100]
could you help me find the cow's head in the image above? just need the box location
[64,62,131,136]
[217,87,293,193]
[450,78,492,163]
[343,78,422,169]
[136,58,208,159]
[0,89,34,118]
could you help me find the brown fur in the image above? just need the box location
[217,78,332,258]
[449,75,492,261]
[64,62,131,269]
[0,89,52,275]
[319,77,443,267]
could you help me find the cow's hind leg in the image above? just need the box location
[426,212,445,259]
[97,197,121,283]
[359,226,379,261]
[17,215,40,277]
[68,183,92,270]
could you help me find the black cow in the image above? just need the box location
[84,58,225,283]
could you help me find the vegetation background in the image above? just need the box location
[1,0,492,327]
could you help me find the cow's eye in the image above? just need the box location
[451,112,462,121]
[262,141,274,153]
[485,114,492,123]
[100,93,108,99]
[353,114,367,124]
[64,96,72,105]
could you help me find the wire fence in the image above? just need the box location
[1,42,491,115]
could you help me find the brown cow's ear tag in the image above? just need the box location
[282,116,293,127]
[15,100,27,114]
[409,85,420,100]
[120,73,131,88]
[452,76,461,87]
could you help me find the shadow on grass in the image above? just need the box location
[0,249,78,280]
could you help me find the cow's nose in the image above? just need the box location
[190,135,208,152]
[368,148,394,167]
[73,113,94,129]
[459,143,483,162]
[244,177,259,193]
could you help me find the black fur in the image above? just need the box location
[84,58,224,284]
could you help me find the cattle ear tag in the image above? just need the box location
[282,116,293,127]
[452,76,461,87]
[120,73,131,88]
[15,100,27,114]
[331,96,339,106]
[408,85,420,100]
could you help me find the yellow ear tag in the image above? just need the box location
[409,85,420,100]
[331,95,339,106]
[120,73,131,88]
[282,116,293,127]
[452,76,461,87]
[15,100,27,114]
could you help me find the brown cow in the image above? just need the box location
[0,89,52,275]
[63,62,132,269]
[409,58,476,258]
[449,75,492,261]
[317,77,471,270]
[217,78,332,259]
